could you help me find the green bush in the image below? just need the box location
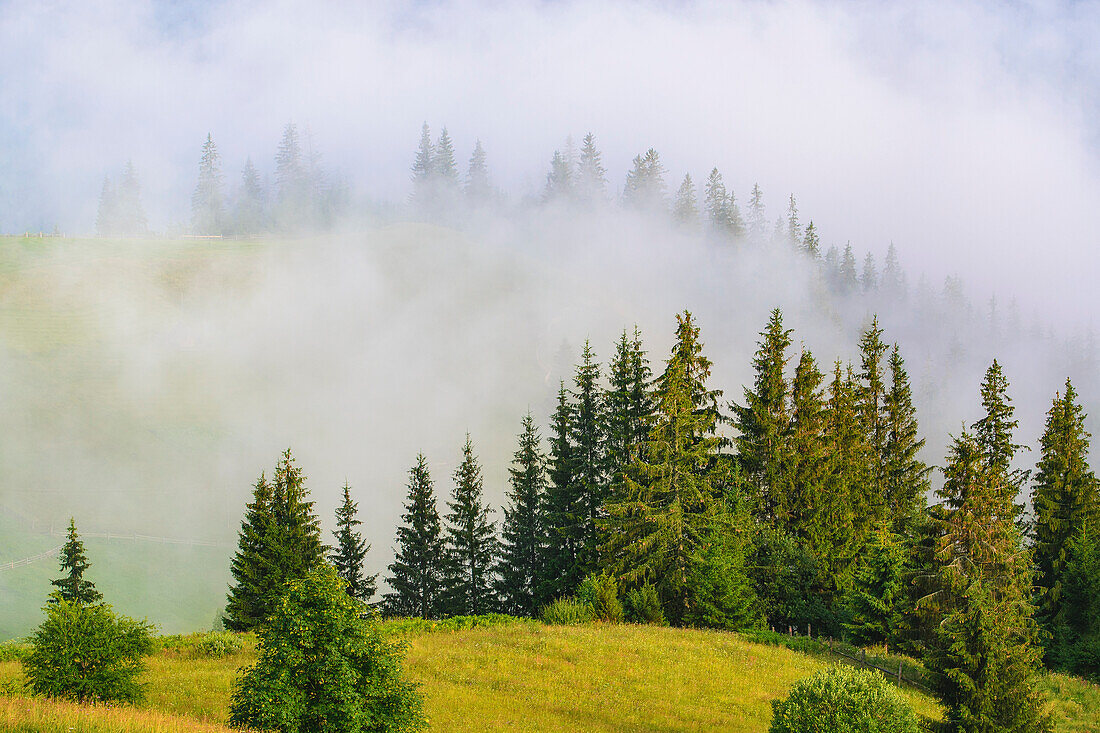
[769,665,919,733]
[0,642,30,662]
[576,573,624,623]
[193,631,244,658]
[540,597,597,625]
[624,582,667,625]
[229,565,425,733]
[22,600,154,704]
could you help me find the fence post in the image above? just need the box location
[897,660,903,686]
[861,649,866,666]
[808,622,812,639]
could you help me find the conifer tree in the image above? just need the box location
[801,221,820,258]
[785,349,828,539]
[542,382,582,600]
[604,312,747,626]
[881,242,905,298]
[95,177,117,237]
[622,148,666,211]
[465,139,492,203]
[786,194,801,248]
[116,161,147,237]
[225,474,275,631]
[929,431,1050,733]
[544,150,574,202]
[569,341,608,576]
[496,414,549,616]
[191,133,224,235]
[234,158,265,235]
[575,132,607,203]
[843,524,907,646]
[883,346,930,530]
[268,449,325,583]
[433,128,458,185]
[330,482,377,604]
[50,519,102,606]
[274,123,311,230]
[410,122,434,206]
[1033,379,1099,636]
[839,242,858,294]
[441,436,498,616]
[973,360,1028,515]
[861,252,878,292]
[819,362,869,585]
[747,183,766,241]
[733,308,792,523]
[672,174,698,226]
[604,327,654,488]
[857,317,890,523]
[704,168,732,238]
[385,454,445,618]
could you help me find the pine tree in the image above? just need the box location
[604,312,747,626]
[929,431,1051,733]
[496,414,549,616]
[95,176,117,237]
[672,174,698,226]
[433,128,459,188]
[973,360,1027,515]
[274,123,309,230]
[234,158,265,235]
[786,194,801,248]
[49,519,102,605]
[225,474,275,631]
[733,308,792,523]
[785,349,828,539]
[410,122,434,207]
[839,243,858,294]
[881,242,905,298]
[704,168,731,238]
[330,482,377,604]
[861,252,878,292]
[544,150,574,202]
[883,346,931,530]
[570,341,608,576]
[622,148,666,211]
[542,382,582,600]
[385,454,445,618]
[191,133,225,235]
[801,221,820,258]
[116,162,147,237]
[575,132,607,203]
[441,436,498,616]
[268,449,325,584]
[465,139,492,204]
[747,183,766,242]
[1033,379,1099,635]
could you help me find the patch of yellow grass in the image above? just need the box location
[0,695,239,732]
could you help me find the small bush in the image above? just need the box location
[0,642,30,662]
[540,597,597,625]
[624,582,667,625]
[193,631,244,658]
[22,600,154,704]
[769,665,920,733]
[576,573,624,623]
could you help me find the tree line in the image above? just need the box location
[222,307,1097,732]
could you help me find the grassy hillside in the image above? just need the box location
[0,623,1097,732]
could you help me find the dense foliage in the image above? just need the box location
[769,666,920,733]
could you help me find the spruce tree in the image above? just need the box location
[604,327,654,489]
[330,482,377,604]
[672,174,698,226]
[433,128,458,184]
[268,449,325,584]
[50,519,102,606]
[569,341,608,576]
[542,382,582,600]
[843,524,907,646]
[704,168,732,238]
[385,454,445,618]
[881,242,905,298]
[622,148,666,211]
[95,177,117,237]
[1033,379,1099,637]
[839,242,858,294]
[733,308,792,523]
[973,360,1027,515]
[575,132,607,203]
[801,221,820,258]
[747,183,766,242]
[786,194,801,248]
[191,133,224,235]
[225,474,275,631]
[235,158,265,235]
[929,431,1050,733]
[274,123,310,230]
[496,413,549,616]
[465,139,492,204]
[544,150,574,202]
[410,122,434,207]
[857,317,890,524]
[861,252,878,292]
[604,312,748,626]
[441,436,498,616]
[116,161,147,237]
[786,349,828,540]
[883,346,931,530]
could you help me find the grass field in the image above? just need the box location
[0,622,1097,732]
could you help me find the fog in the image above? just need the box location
[0,0,1098,634]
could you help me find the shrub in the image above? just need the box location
[769,665,920,733]
[193,631,244,658]
[576,573,624,623]
[22,600,153,704]
[229,565,425,733]
[0,642,29,663]
[624,582,666,625]
[540,597,596,625]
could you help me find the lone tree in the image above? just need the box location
[384,454,445,618]
[50,518,102,606]
[330,482,378,604]
[225,450,326,631]
[442,436,498,616]
[229,566,425,733]
[191,133,225,235]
